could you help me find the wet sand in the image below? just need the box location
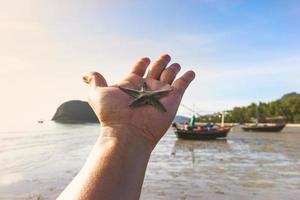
[0,123,299,199]
[142,126,300,200]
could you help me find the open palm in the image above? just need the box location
[83,55,195,149]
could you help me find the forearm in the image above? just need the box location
[57,127,151,200]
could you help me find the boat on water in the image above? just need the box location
[172,112,231,140]
[241,104,286,132]
[241,123,285,132]
[174,126,231,140]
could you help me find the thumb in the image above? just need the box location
[83,72,108,89]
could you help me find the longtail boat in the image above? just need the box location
[241,124,285,132]
[173,123,231,140]
[241,105,286,132]
[173,110,231,140]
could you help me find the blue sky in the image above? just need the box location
[0,0,299,121]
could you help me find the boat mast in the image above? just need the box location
[180,104,202,117]
[221,111,225,127]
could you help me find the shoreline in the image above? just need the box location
[285,123,300,127]
[194,122,300,127]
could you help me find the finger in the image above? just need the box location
[129,57,150,77]
[160,63,181,84]
[172,71,195,96]
[82,72,108,89]
[147,54,171,80]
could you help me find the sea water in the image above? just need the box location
[0,121,300,199]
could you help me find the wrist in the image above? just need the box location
[97,125,153,155]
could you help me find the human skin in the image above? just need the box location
[57,54,195,200]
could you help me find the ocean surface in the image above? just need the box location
[0,121,300,200]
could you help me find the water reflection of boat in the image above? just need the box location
[171,139,231,165]
[172,138,230,152]
[241,124,285,132]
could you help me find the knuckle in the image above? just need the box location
[168,67,178,76]
[180,76,190,85]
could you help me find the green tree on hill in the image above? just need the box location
[196,92,300,124]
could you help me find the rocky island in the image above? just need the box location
[52,100,99,123]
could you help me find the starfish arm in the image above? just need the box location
[128,95,148,107]
[149,97,167,112]
[119,86,141,98]
[150,89,173,98]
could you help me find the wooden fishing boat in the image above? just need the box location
[174,126,231,140]
[172,110,231,140]
[240,104,286,132]
[241,124,285,132]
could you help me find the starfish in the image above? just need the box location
[119,81,172,112]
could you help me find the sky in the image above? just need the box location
[0,0,300,122]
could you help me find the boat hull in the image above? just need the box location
[241,124,285,132]
[175,128,230,140]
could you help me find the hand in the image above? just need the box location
[83,54,195,151]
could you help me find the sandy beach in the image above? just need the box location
[0,122,300,199]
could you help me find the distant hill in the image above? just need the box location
[281,92,300,100]
[52,100,98,123]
